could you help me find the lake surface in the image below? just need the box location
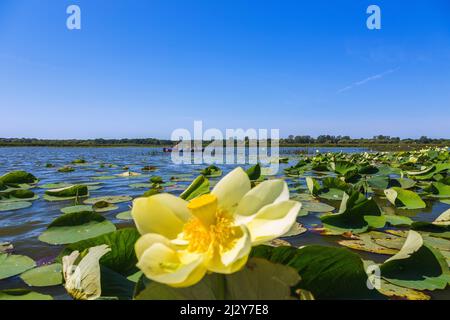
[0,146,448,299]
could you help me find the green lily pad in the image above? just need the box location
[58,166,75,173]
[0,201,32,212]
[0,171,38,185]
[39,211,116,245]
[116,210,132,220]
[0,289,53,300]
[39,182,71,189]
[0,253,36,280]
[84,196,132,205]
[200,165,222,178]
[246,164,262,181]
[92,201,118,212]
[135,258,299,300]
[179,175,210,201]
[44,185,89,201]
[320,192,382,234]
[384,187,426,210]
[282,223,307,237]
[59,228,140,276]
[129,183,152,189]
[92,175,118,181]
[61,205,93,214]
[380,231,450,290]
[251,245,383,299]
[20,263,63,287]
[301,201,335,213]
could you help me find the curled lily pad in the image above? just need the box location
[425,182,450,198]
[84,196,132,205]
[0,253,36,280]
[179,175,210,201]
[59,228,140,276]
[320,192,382,234]
[39,211,116,245]
[380,230,450,290]
[44,185,89,201]
[200,165,222,178]
[384,187,426,210]
[251,245,383,299]
[0,171,38,185]
[0,189,38,202]
[246,164,262,181]
[20,263,63,287]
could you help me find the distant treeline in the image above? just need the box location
[0,135,448,147]
[0,138,173,147]
[280,135,449,146]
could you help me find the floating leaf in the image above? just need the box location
[179,175,210,201]
[58,166,75,173]
[39,211,116,245]
[251,245,383,299]
[20,263,63,287]
[59,228,140,276]
[0,201,32,212]
[61,205,93,214]
[92,175,117,181]
[84,196,132,205]
[200,165,222,178]
[44,185,89,201]
[301,201,335,213]
[92,201,118,213]
[320,192,382,234]
[116,210,132,220]
[0,253,36,280]
[380,230,450,290]
[384,187,426,210]
[0,171,38,185]
[129,183,152,189]
[135,258,299,300]
[246,164,261,180]
[0,289,53,300]
[282,223,307,238]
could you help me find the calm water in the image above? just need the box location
[0,146,448,299]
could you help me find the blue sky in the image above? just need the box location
[0,0,449,139]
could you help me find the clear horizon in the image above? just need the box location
[1,0,450,139]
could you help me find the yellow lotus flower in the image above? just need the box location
[132,167,301,287]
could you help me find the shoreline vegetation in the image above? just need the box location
[0,136,448,151]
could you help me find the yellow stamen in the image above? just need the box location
[183,209,239,253]
[187,194,218,226]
